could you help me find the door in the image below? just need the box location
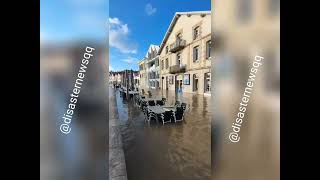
[166,76,169,90]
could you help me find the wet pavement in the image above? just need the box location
[109,87,211,180]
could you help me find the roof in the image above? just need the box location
[145,44,160,58]
[158,11,211,55]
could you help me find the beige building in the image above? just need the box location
[158,11,212,95]
[138,59,147,90]
[109,72,122,86]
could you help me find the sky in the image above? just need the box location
[40,0,107,43]
[109,0,211,71]
[40,0,211,71]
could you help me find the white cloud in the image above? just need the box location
[122,57,138,64]
[109,17,121,25]
[109,65,114,71]
[109,17,137,54]
[145,3,157,15]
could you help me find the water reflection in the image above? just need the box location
[110,87,211,180]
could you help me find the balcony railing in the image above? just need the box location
[169,39,186,53]
[169,64,186,74]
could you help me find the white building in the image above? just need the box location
[141,44,160,89]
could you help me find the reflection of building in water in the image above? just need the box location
[158,11,212,95]
[212,0,279,179]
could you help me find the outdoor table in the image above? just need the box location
[148,106,176,114]
[148,106,176,123]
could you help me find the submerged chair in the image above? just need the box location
[161,98,166,104]
[143,106,157,123]
[147,100,156,106]
[173,106,185,123]
[140,101,147,110]
[174,101,181,106]
[155,100,164,106]
[181,103,187,111]
[160,110,174,125]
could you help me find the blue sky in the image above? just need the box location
[40,0,107,43]
[40,0,211,71]
[109,0,211,71]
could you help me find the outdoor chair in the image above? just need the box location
[161,97,166,102]
[140,101,147,110]
[143,106,157,123]
[155,100,164,106]
[160,110,174,125]
[147,100,156,106]
[181,103,187,111]
[173,106,185,123]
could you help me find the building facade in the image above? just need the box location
[138,58,147,90]
[146,45,160,89]
[138,44,160,90]
[158,11,212,95]
[109,71,122,86]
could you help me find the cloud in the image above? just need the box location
[109,65,114,71]
[109,17,121,25]
[122,57,138,64]
[145,3,157,15]
[109,17,137,54]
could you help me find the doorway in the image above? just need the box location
[193,74,199,92]
[165,76,169,90]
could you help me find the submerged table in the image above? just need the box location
[148,106,176,114]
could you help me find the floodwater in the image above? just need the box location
[109,87,211,180]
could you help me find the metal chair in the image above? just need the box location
[147,100,156,106]
[174,101,181,106]
[143,106,157,123]
[155,100,164,106]
[173,106,185,123]
[160,110,174,125]
[181,103,187,111]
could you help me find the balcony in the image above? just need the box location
[169,64,186,74]
[169,39,186,53]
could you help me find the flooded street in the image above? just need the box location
[109,87,211,180]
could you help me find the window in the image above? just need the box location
[165,58,169,69]
[238,0,252,23]
[165,46,169,54]
[206,40,212,59]
[161,60,164,70]
[193,46,200,62]
[193,26,200,40]
[176,53,181,65]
